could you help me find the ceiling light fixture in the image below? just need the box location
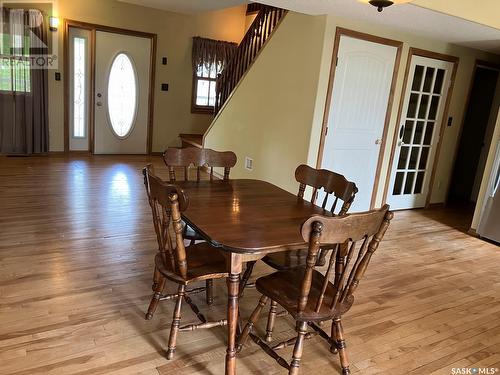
[366,0,412,12]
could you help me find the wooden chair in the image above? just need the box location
[240,164,357,340]
[237,205,393,375]
[163,147,237,183]
[161,147,237,305]
[143,165,229,359]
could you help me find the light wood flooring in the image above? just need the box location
[0,155,499,375]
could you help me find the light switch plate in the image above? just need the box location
[245,157,253,171]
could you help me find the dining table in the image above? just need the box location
[177,178,330,375]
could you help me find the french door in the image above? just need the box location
[387,55,454,209]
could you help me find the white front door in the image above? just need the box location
[387,56,454,209]
[320,35,398,212]
[94,31,151,154]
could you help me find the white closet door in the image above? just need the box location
[321,35,398,212]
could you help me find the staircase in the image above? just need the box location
[214,5,287,115]
[180,5,287,148]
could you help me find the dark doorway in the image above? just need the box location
[448,64,499,206]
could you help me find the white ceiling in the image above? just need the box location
[117,0,248,14]
[117,0,500,54]
[258,0,500,54]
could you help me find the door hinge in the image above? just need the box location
[336,57,339,67]
[325,127,328,136]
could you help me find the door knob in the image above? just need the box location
[375,139,382,145]
[398,141,406,146]
[96,101,103,107]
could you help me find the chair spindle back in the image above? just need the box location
[295,164,358,216]
[143,164,191,280]
[163,148,237,182]
[298,205,393,317]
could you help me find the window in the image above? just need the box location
[107,53,137,138]
[0,33,31,93]
[192,63,218,113]
[73,37,86,138]
[191,37,237,114]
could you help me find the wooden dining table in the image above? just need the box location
[177,178,329,375]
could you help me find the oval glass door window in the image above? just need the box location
[107,53,137,138]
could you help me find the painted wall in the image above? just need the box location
[49,0,246,152]
[205,12,326,194]
[205,11,500,208]
[413,0,500,29]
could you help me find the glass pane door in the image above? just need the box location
[388,56,454,209]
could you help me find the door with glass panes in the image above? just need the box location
[94,31,151,154]
[387,55,454,209]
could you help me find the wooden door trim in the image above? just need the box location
[381,47,459,207]
[63,19,157,154]
[315,27,403,209]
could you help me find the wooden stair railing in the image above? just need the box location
[214,6,287,115]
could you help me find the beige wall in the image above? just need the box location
[205,13,326,194]
[205,11,500,208]
[49,0,246,152]
[413,0,500,29]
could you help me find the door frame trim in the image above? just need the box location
[315,27,403,209]
[64,19,157,154]
[382,47,459,207]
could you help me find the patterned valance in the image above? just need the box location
[191,36,237,75]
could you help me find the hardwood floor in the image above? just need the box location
[0,155,499,375]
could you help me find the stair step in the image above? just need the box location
[180,134,203,149]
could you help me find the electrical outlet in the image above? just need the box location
[245,157,253,171]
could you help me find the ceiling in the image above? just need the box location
[258,0,500,54]
[117,0,248,14]
[117,0,500,54]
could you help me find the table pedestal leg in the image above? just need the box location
[226,253,242,375]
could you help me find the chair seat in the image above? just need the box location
[156,242,228,284]
[255,268,351,322]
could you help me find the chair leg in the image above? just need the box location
[239,261,256,297]
[166,285,185,360]
[145,275,166,320]
[152,266,161,291]
[265,300,278,342]
[237,295,268,351]
[289,321,308,375]
[206,279,214,305]
[330,319,338,354]
[333,317,350,375]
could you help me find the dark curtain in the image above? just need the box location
[192,36,237,75]
[0,8,49,154]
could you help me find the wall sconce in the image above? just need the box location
[49,16,59,32]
